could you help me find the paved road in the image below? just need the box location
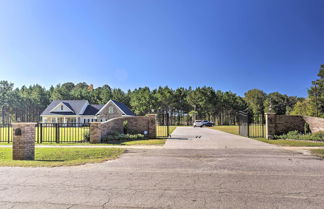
[0,127,324,209]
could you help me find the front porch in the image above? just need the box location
[42,116,81,123]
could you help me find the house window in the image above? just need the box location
[61,105,63,110]
[108,106,114,113]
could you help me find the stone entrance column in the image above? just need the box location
[12,123,36,160]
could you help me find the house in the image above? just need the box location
[40,99,135,123]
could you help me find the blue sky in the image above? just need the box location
[0,0,323,97]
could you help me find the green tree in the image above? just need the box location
[244,89,267,115]
[129,87,154,115]
[308,65,324,117]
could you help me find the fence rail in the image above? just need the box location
[36,123,90,143]
[0,124,12,143]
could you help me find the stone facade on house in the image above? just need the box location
[12,123,36,160]
[90,115,156,143]
[97,102,125,121]
[266,113,324,139]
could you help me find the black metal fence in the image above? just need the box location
[36,123,90,143]
[238,111,265,138]
[0,124,12,143]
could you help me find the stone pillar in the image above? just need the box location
[146,114,157,138]
[265,113,277,139]
[12,123,36,160]
[90,122,102,143]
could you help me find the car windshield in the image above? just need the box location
[195,120,201,122]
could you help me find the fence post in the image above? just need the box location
[8,124,10,143]
[39,123,43,143]
[265,113,276,139]
[166,113,170,137]
[56,123,60,143]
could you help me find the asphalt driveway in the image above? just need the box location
[0,127,324,209]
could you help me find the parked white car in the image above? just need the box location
[193,120,204,127]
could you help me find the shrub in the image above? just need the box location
[102,133,145,142]
[83,131,90,142]
[312,131,324,140]
[274,130,324,141]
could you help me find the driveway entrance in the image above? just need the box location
[0,127,323,209]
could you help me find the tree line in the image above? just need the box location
[0,65,322,124]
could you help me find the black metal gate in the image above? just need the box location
[238,111,249,137]
[238,111,265,138]
[156,112,170,138]
[0,124,12,143]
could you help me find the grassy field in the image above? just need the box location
[209,126,239,135]
[0,147,124,167]
[210,125,266,137]
[253,138,324,147]
[156,125,178,138]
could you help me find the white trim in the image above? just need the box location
[50,102,74,113]
[96,100,126,115]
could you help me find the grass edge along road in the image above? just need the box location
[0,147,124,167]
[209,126,324,147]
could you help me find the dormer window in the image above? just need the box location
[108,106,114,113]
[61,105,63,111]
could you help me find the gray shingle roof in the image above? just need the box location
[111,100,135,115]
[83,104,104,115]
[41,100,88,116]
[41,100,135,116]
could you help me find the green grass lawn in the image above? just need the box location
[156,125,179,138]
[209,126,239,135]
[253,138,324,147]
[0,147,124,167]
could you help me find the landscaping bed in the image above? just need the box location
[275,131,324,141]
[0,147,124,167]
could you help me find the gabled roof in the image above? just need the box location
[41,100,88,116]
[83,104,105,115]
[96,100,135,116]
[41,99,135,117]
[111,100,135,115]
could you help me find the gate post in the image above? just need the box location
[146,114,157,138]
[265,113,276,139]
[90,122,102,143]
[12,123,36,160]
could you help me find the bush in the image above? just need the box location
[83,131,90,142]
[312,131,324,139]
[274,130,324,141]
[103,133,145,142]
